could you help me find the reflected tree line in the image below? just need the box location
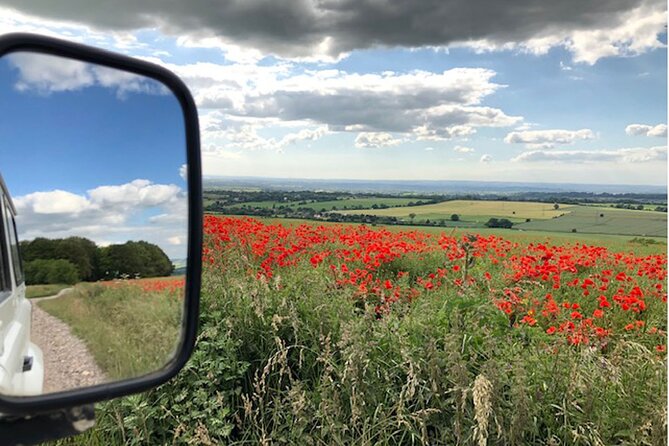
[20,237,173,285]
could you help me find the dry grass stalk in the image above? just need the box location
[473,374,493,446]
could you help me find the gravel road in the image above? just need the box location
[31,292,107,394]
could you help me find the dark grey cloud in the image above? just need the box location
[1,0,664,60]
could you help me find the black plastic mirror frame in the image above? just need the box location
[0,33,202,415]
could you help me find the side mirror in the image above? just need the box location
[0,33,201,416]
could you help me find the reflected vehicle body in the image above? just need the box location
[0,174,43,396]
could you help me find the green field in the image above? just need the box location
[336,199,667,237]
[338,199,573,221]
[227,197,423,211]
[516,205,667,237]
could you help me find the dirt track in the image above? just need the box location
[31,292,107,394]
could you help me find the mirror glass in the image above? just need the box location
[0,51,188,396]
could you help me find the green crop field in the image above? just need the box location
[516,205,667,237]
[336,199,667,237]
[338,199,574,221]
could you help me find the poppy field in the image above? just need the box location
[203,216,666,352]
[73,215,667,445]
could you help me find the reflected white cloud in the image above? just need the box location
[6,52,168,97]
[14,179,187,258]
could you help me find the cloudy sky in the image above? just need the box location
[0,53,188,258]
[1,1,666,187]
[0,1,666,218]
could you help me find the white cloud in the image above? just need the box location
[6,52,168,97]
[88,179,180,208]
[480,154,493,163]
[14,190,91,214]
[566,1,666,65]
[279,126,329,146]
[504,128,595,149]
[559,61,573,71]
[456,0,666,65]
[511,146,667,163]
[453,145,475,153]
[179,164,188,181]
[355,132,402,149]
[625,123,667,137]
[222,124,329,151]
[167,236,184,245]
[14,179,187,258]
[424,147,435,151]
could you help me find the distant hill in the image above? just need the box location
[204,176,666,196]
[171,258,187,276]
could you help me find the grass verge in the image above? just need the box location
[26,283,71,299]
[38,281,183,381]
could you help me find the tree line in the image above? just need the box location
[20,237,173,285]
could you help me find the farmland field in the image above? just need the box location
[338,199,667,237]
[516,205,668,237]
[338,199,574,221]
[69,215,667,445]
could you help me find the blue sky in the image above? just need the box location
[0,57,186,195]
[0,1,665,253]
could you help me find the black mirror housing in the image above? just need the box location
[0,33,202,415]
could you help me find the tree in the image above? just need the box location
[485,218,513,229]
[20,236,98,281]
[553,203,560,210]
[24,259,79,285]
[97,241,173,280]
[450,214,460,222]
[409,213,416,222]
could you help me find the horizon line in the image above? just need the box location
[202,174,667,190]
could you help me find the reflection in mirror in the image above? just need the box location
[0,51,188,396]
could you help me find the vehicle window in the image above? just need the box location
[0,199,10,298]
[3,197,23,286]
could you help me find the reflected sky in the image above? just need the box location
[0,52,188,258]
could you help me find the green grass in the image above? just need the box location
[516,205,667,237]
[56,221,667,445]
[25,283,71,299]
[38,282,182,380]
